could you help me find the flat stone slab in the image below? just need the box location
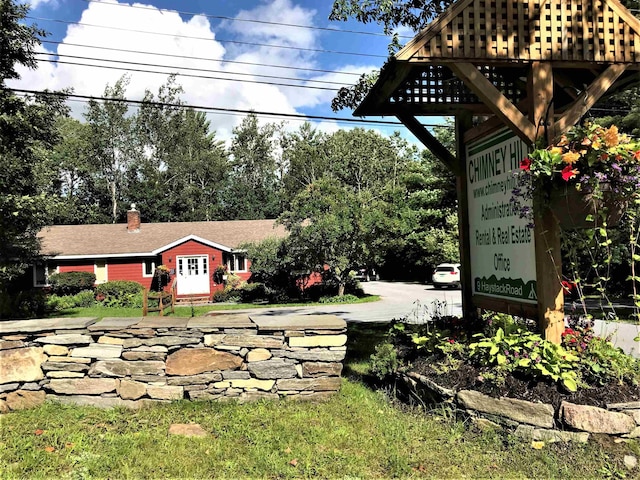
[71,344,123,359]
[0,317,98,334]
[135,317,189,329]
[88,317,142,331]
[188,314,254,329]
[250,314,346,331]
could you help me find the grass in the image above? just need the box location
[50,295,380,319]
[3,380,638,479]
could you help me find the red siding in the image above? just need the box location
[58,263,95,274]
[163,240,225,299]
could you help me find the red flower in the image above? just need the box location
[634,150,640,160]
[448,339,455,344]
[561,165,578,181]
[561,280,574,293]
[520,157,531,171]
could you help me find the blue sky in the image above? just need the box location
[12,0,437,143]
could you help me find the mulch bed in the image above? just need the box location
[410,356,640,411]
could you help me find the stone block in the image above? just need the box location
[0,383,19,393]
[273,349,346,362]
[213,381,231,389]
[43,345,69,356]
[169,423,208,437]
[222,371,251,380]
[166,373,223,385]
[203,334,225,346]
[143,336,200,347]
[88,317,141,331]
[147,385,184,400]
[562,402,636,434]
[0,347,46,383]
[46,371,85,379]
[47,394,150,409]
[289,334,347,347]
[247,358,297,380]
[514,424,589,443]
[117,379,147,400]
[98,336,125,345]
[166,348,242,375]
[48,356,91,364]
[457,390,554,428]
[0,317,96,335]
[122,351,165,361]
[90,360,165,377]
[302,362,343,377]
[48,377,117,395]
[187,315,254,329]
[42,362,89,372]
[5,390,46,411]
[187,390,223,400]
[276,377,341,392]
[130,345,168,353]
[230,378,275,391]
[607,402,640,410]
[136,317,189,329]
[238,391,279,402]
[221,334,284,349]
[71,344,123,359]
[0,340,25,350]
[250,314,346,332]
[246,348,272,362]
[35,334,92,345]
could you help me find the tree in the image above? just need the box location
[281,179,384,296]
[222,113,282,219]
[0,1,69,294]
[84,75,141,223]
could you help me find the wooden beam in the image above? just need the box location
[455,113,477,323]
[554,64,628,136]
[529,62,554,141]
[396,114,459,175]
[448,62,537,143]
[355,62,415,116]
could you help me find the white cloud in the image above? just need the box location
[22,0,59,9]
[8,0,390,143]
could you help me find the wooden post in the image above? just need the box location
[530,61,564,343]
[455,112,477,323]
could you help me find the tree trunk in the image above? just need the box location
[338,282,345,297]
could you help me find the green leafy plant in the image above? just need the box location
[469,328,580,392]
[95,281,143,308]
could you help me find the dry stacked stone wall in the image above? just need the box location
[0,314,346,411]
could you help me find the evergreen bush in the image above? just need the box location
[48,271,96,295]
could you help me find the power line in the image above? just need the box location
[34,57,341,91]
[41,40,364,78]
[79,0,415,40]
[9,88,416,127]
[27,15,388,59]
[35,52,354,87]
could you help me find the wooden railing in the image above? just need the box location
[142,278,177,316]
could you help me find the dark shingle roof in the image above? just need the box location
[39,220,287,258]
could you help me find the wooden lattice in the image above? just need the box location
[389,65,525,106]
[400,0,640,63]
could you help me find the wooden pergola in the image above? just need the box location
[355,0,640,341]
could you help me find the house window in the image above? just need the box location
[142,259,155,277]
[33,263,55,287]
[228,253,247,273]
[95,262,108,284]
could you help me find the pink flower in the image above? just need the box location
[520,157,531,171]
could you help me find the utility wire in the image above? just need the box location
[9,88,418,127]
[34,58,341,91]
[35,52,355,87]
[41,40,365,77]
[27,15,389,59]
[78,0,415,40]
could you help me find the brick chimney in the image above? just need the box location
[127,203,140,233]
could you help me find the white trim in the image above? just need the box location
[152,235,232,254]
[228,253,248,273]
[33,264,58,287]
[142,259,156,278]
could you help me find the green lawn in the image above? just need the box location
[51,295,380,319]
[2,379,637,479]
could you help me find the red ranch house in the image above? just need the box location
[35,206,287,301]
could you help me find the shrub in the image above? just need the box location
[318,294,360,304]
[48,271,96,295]
[0,289,48,319]
[237,282,268,303]
[95,281,144,308]
[46,290,97,312]
[212,289,230,303]
[370,343,401,379]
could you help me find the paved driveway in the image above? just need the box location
[220,281,462,323]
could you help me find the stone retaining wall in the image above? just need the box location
[400,372,640,443]
[0,314,346,412]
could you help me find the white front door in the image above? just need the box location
[177,255,210,295]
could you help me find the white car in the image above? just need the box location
[431,263,461,289]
